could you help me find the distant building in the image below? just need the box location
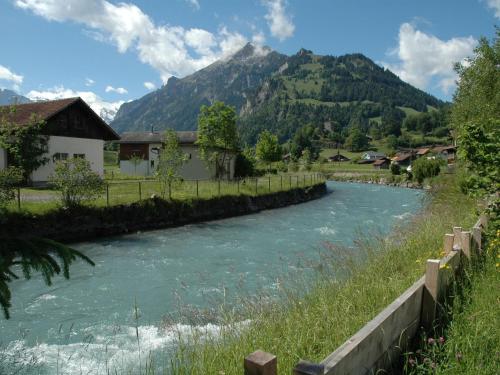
[118,131,235,180]
[328,154,350,162]
[392,152,414,167]
[0,97,119,183]
[359,151,386,164]
[432,145,456,164]
[372,158,390,169]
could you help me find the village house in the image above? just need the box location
[392,152,414,168]
[328,153,350,162]
[372,157,390,169]
[118,131,235,180]
[432,145,456,164]
[358,151,387,164]
[0,97,119,183]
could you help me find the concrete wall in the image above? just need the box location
[31,136,104,183]
[120,160,150,176]
[0,147,6,170]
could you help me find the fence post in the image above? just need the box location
[268,176,271,192]
[280,175,283,190]
[237,178,240,194]
[303,175,306,186]
[296,176,299,188]
[421,259,441,330]
[443,233,454,255]
[196,180,199,198]
[293,360,324,375]
[255,178,258,195]
[244,350,277,375]
[472,226,482,252]
[17,186,21,210]
[139,181,142,200]
[461,231,472,259]
[106,183,110,206]
[218,179,221,196]
[452,226,462,250]
[289,175,292,188]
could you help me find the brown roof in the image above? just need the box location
[416,148,431,155]
[0,98,79,126]
[373,158,390,166]
[119,131,198,145]
[432,145,456,153]
[393,153,412,162]
[0,97,119,140]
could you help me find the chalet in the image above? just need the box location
[372,158,390,169]
[416,147,431,157]
[0,97,119,183]
[358,151,386,164]
[118,131,235,180]
[392,152,414,167]
[328,154,350,162]
[432,145,456,164]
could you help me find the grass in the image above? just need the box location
[168,173,479,374]
[8,172,324,214]
[404,221,499,374]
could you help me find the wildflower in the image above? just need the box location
[428,337,436,345]
[439,336,445,344]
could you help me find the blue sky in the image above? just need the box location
[0,0,498,118]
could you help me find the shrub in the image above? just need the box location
[288,161,299,172]
[390,163,401,175]
[0,167,22,212]
[412,158,442,184]
[235,148,256,177]
[49,158,104,208]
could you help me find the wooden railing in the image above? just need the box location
[244,215,489,375]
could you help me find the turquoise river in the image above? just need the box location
[0,182,425,374]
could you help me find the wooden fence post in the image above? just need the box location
[296,176,299,187]
[138,181,142,200]
[106,183,110,206]
[443,234,454,255]
[255,178,258,195]
[293,360,324,375]
[17,186,21,210]
[461,231,472,259]
[237,178,240,194]
[244,350,277,375]
[472,226,482,253]
[289,175,292,188]
[218,179,221,196]
[196,180,199,198]
[421,259,441,330]
[452,227,462,250]
[280,175,283,190]
[268,176,271,192]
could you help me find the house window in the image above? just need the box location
[74,154,86,159]
[53,153,69,162]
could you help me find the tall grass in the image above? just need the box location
[168,174,478,374]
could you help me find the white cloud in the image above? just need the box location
[144,81,156,90]
[0,64,24,85]
[15,0,248,83]
[381,23,477,95]
[185,0,200,10]
[26,86,124,123]
[105,85,128,94]
[263,0,295,41]
[85,78,95,86]
[485,0,500,18]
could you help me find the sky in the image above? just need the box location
[0,0,498,119]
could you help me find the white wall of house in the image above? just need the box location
[180,146,213,180]
[31,136,104,182]
[120,160,150,176]
[0,147,6,170]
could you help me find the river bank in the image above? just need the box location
[326,172,426,189]
[0,182,327,243]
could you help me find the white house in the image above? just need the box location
[0,97,119,183]
[118,131,236,180]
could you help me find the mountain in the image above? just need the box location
[0,89,31,105]
[111,44,444,143]
[112,43,287,134]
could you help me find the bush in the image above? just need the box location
[390,163,401,175]
[234,148,256,178]
[288,161,299,172]
[412,158,442,184]
[49,158,104,208]
[0,167,22,211]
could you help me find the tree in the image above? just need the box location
[197,101,239,179]
[0,110,49,183]
[255,130,282,171]
[0,167,22,212]
[344,127,369,152]
[412,158,442,184]
[290,124,320,160]
[156,129,188,199]
[452,29,500,195]
[390,163,401,176]
[49,158,105,208]
[234,146,256,178]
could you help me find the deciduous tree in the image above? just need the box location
[156,129,188,199]
[255,130,282,171]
